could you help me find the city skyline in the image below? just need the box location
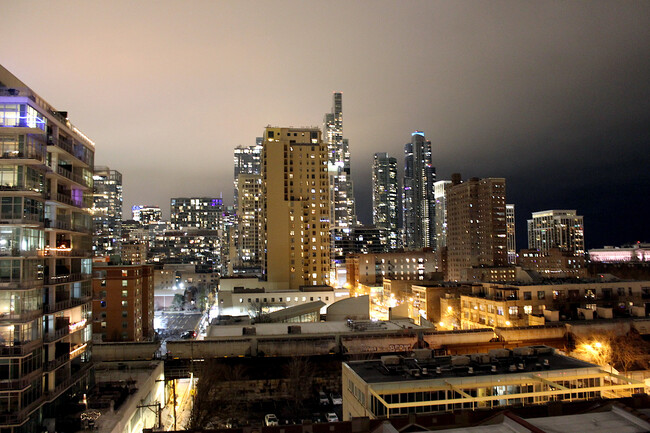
[1,1,648,249]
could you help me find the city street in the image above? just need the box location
[155,311,202,339]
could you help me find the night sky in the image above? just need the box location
[1,1,648,250]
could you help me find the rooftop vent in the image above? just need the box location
[381,356,401,366]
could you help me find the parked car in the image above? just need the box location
[318,391,329,405]
[180,330,196,339]
[326,413,339,423]
[264,414,279,426]
[330,392,342,405]
[311,413,324,424]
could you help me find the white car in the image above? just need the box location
[264,414,279,426]
[318,391,329,405]
[330,393,342,405]
[326,413,339,423]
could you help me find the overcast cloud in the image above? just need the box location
[1,0,648,248]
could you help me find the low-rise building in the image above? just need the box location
[519,247,587,278]
[342,346,644,421]
[460,279,650,329]
[351,251,441,286]
[218,277,348,317]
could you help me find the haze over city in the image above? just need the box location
[1,0,649,249]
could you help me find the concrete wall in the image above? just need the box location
[422,329,496,348]
[567,321,631,338]
[93,342,159,361]
[496,325,565,341]
[341,333,418,354]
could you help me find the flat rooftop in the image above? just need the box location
[346,346,597,384]
[207,319,422,338]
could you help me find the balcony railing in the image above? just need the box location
[0,309,44,323]
[44,273,90,285]
[0,362,91,425]
[0,338,42,356]
[43,327,70,343]
[44,361,92,403]
[55,166,90,188]
[43,296,91,314]
[44,353,70,371]
[0,369,43,391]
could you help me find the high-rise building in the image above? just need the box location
[233,139,262,205]
[446,175,507,281]
[403,131,436,250]
[433,180,452,250]
[527,210,585,256]
[170,197,222,230]
[262,126,330,290]
[92,166,122,258]
[236,174,263,271]
[92,264,154,341]
[372,152,399,250]
[0,64,94,430]
[131,205,162,225]
[506,204,517,264]
[323,92,355,230]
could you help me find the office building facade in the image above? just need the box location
[372,152,399,251]
[527,210,585,257]
[92,166,122,258]
[403,131,435,250]
[0,64,94,431]
[262,127,330,290]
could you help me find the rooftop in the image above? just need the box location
[346,346,597,384]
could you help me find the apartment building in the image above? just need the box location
[0,64,94,431]
[262,126,330,290]
[92,264,154,341]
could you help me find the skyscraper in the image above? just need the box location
[323,92,355,230]
[92,166,123,258]
[372,152,399,250]
[131,205,162,225]
[403,131,436,250]
[233,140,264,275]
[434,180,452,250]
[170,197,223,230]
[447,175,507,281]
[236,174,263,271]
[0,64,93,430]
[233,139,262,205]
[506,204,517,264]
[527,210,585,256]
[262,126,330,290]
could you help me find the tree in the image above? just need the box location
[186,361,249,429]
[283,357,314,419]
[571,331,650,375]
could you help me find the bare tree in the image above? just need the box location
[283,357,314,418]
[186,361,249,429]
[571,331,650,375]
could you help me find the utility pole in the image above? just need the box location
[172,378,177,431]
